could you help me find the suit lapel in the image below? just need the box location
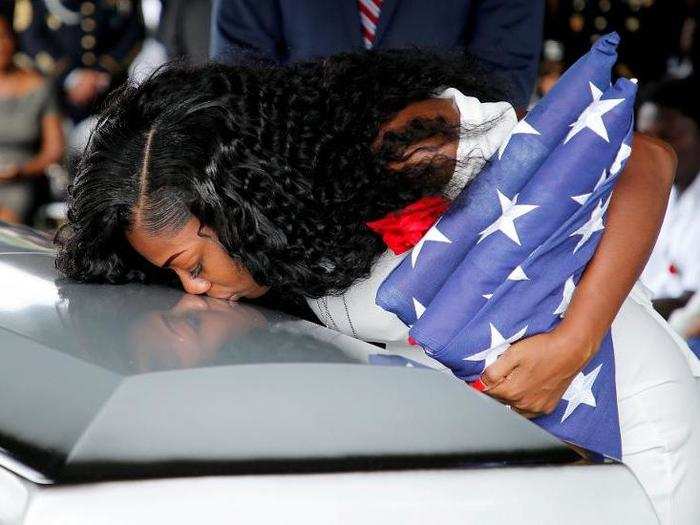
[373,0,400,47]
[338,0,365,49]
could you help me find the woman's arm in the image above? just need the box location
[479,132,676,417]
[14,114,64,178]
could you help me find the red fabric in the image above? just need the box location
[358,0,380,24]
[366,196,450,255]
[470,378,487,392]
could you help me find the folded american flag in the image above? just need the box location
[376,33,637,460]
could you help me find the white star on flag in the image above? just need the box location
[411,223,451,268]
[482,293,493,300]
[464,323,528,368]
[507,265,529,281]
[412,297,426,319]
[570,196,610,253]
[564,82,625,144]
[478,190,538,246]
[571,170,607,205]
[553,276,576,317]
[498,119,541,160]
[610,142,632,175]
[561,364,603,422]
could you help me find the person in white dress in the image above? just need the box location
[638,78,700,316]
[309,88,700,524]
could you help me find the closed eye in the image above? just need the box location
[189,263,203,279]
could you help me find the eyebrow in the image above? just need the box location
[161,250,186,268]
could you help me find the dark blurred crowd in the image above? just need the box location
[0,0,698,345]
[535,1,700,350]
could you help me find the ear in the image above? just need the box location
[196,220,218,240]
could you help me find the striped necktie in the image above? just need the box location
[358,0,383,49]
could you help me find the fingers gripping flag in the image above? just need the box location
[376,33,636,460]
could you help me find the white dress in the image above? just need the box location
[642,175,700,298]
[308,88,700,524]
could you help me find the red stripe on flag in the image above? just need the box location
[358,2,379,25]
[369,0,384,11]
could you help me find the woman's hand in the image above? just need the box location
[476,133,676,419]
[478,325,598,418]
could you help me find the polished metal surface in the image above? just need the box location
[0,224,54,254]
[0,224,575,484]
[16,466,658,525]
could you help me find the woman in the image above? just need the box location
[0,16,64,223]
[55,52,699,522]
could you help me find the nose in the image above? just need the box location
[178,273,212,296]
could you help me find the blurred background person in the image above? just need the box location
[637,77,700,318]
[12,0,145,124]
[127,0,166,82]
[0,14,64,224]
[210,0,545,111]
[532,38,565,104]
[10,0,146,212]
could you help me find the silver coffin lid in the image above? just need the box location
[0,224,575,484]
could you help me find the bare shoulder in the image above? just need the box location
[632,132,677,172]
[18,69,47,92]
[629,133,677,189]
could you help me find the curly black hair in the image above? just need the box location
[55,49,512,299]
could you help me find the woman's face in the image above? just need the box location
[128,293,268,371]
[0,18,15,71]
[127,215,269,301]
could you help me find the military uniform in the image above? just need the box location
[545,0,689,84]
[1,2,14,22]
[13,0,144,120]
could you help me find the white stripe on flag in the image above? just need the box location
[359,11,377,32]
[359,0,381,18]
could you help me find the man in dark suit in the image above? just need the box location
[210,0,544,109]
[158,0,212,63]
